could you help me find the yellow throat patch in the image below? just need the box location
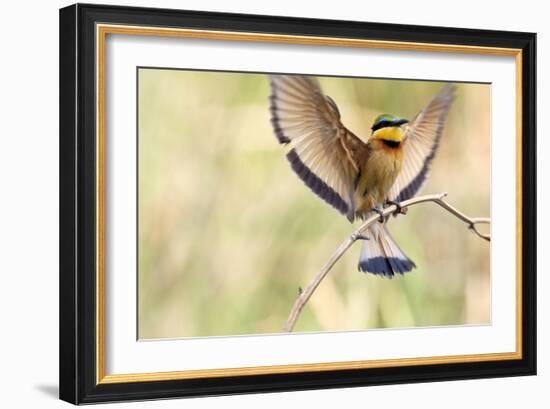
[372,126,404,142]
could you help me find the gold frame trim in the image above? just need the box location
[96,23,523,385]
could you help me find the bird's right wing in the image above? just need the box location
[269,75,368,219]
[387,85,455,203]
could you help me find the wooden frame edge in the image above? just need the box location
[98,352,521,384]
[94,23,525,386]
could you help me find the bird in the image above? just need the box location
[268,75,455,277]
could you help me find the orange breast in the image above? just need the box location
[354,140,403,217]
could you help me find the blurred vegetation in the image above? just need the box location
[138,69,491,339]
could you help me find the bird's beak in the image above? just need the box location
[392,118,409,127]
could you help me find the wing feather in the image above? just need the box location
[269,75,367,219]
[388,85,456,203]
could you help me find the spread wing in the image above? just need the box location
[269,75,368,219]
[388,85,456,203]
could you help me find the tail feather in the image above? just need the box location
[358,222,415,277]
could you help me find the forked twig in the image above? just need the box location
[284,192,490,332]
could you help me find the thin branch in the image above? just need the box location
[430,198,490,241]
[284,192,490,332]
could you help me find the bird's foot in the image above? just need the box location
[385,200,408,215]
[372,207,385,223]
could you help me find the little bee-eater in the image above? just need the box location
[269,75,455,277]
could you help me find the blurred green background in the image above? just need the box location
[138,69,491,339]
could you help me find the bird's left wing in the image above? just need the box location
[387,85,455,203]
[269,75,367,220]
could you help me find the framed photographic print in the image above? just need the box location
[59,3,536,404]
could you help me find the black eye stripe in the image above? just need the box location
[371,118,408,132]
[371,120,390,132]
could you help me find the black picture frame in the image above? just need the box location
[59,3,536,404]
